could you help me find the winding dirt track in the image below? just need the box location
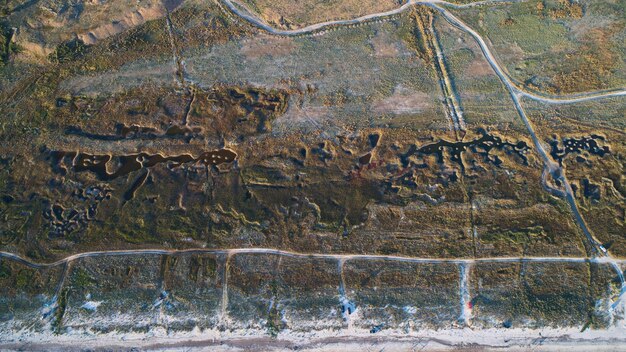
[0,0,624,277]
[221,0,626,105]
[219,0,521,36]
[1,2,626,348]
[215,0,626,294]
[2,0,626,315]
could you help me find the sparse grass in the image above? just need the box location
[471,262,612,328]
[0,0,625,336]
[448,0,626,94]
[241,0,402,29]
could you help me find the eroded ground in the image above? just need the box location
[0,0,625,348]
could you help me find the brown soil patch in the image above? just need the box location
[372,85,432,115]
[466,58,493,77]
[240,35,296,59]
[242,0,402,30]
[371,31,400,58]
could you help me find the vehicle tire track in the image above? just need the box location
[1,248,624,268]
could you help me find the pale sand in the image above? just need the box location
[2,323,626,351]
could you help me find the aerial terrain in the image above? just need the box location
[0,0,625,350]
